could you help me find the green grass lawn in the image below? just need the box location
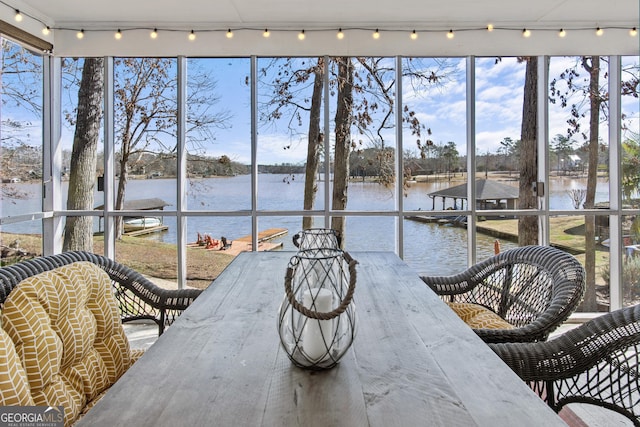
[477,216,610,285]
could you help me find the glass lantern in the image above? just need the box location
[278,248,357,370]
[292,228,342,251]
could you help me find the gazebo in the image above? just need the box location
[427,179,519,210]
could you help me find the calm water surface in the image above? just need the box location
[1,174,610,275]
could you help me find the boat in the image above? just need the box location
[123,217,162,231]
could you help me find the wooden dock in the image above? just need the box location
[234,228,288,243]
[124,225,169,237]
[225,228,287,255]
[188,228,288,256]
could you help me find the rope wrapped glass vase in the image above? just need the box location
[278,248,357,370]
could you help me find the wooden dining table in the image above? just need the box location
[78,251,566,426]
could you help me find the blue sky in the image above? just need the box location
[197,56,639,165]
[3,52,639,166]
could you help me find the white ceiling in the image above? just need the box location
[13,0,639,28]
[3,0,640,56]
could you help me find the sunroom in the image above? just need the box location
[2,0,638,305]
[1,0,639,424]
[2,1,639,299]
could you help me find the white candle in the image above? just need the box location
[302,288,334,362]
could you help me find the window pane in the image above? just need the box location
[257,57,326,214]
[621,55,639,208]
[404,214,468,276]
[1,39,43,217]
[548,214,608,313]
[474,215,520,257]
[186,216,251,288]
[113,58,178,215]
[475,57,527,209]
[621,214,640,308]
[61,58,105,211]
[113,219,178,288]
[402,57,466,197]
[548,56,610,210]
[0,221,43,264]
[1,38,44,263]
[341,216,395,252]
[186,58,250,210]
[346,57,398,211]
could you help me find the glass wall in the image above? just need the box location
[1,44,637,312]
[620,56,640,308]
[59,57,104,254]
[401,57,468,272]
[0,37,44,263]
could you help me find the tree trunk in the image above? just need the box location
[581,56,601,311]
[518,57,539,246]
[331,57,354,246]
[63,58,104,252]
[303,57,324,230]
[115,154,129,238]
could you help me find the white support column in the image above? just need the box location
[103,57,116,258]
[466,56,477,266]
[537,56,550,246]
[251,56,259,249]
[42,55,63,255]
[323,56,331,229]
[395,56,404,257]
[176,56,187,289]
[608,55,623,311]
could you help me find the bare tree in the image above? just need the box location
[63,58,104,251]
[1,39,43,199]
[331,57,354,242]
[518,56,539,246]
[258,57,325,230]
[112,58,231,237]
[567,189,587,209]
[549,56,637,310]
[581,56,602,311]
[260,57,447,234]
[303,58,324,230]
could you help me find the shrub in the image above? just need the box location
[601,255,640,300]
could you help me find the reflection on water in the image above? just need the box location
[1,174,611,275]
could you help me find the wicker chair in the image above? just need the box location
[420,245,586,343]
[0,251,202,335]
[489,304,640,426]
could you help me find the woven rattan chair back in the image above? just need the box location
[421,245,586,343]
[490,304,640,426]
[0,251,201,335]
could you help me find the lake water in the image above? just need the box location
[1,174,610,275]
